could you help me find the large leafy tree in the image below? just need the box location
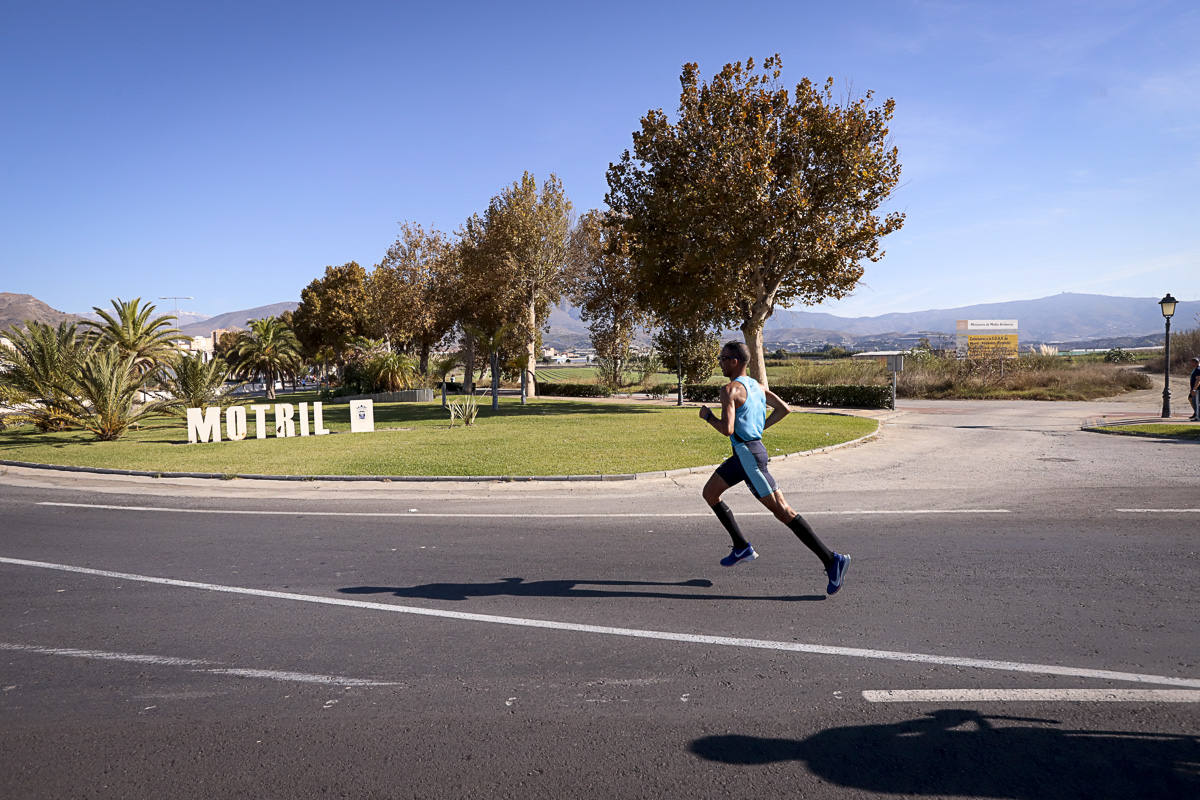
[0,321,87,431]
[84,297,182,376]
[607,56,905,386]
[291,262,375,366]
[568,210,650,390]
[482,172,572,398]
[451,212,523,393]
[369,222,457,376]
[232,316,303,400]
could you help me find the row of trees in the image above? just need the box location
[290,55,903,394]
[2,55,904,436]
[0,299,309,439]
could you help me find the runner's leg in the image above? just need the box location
[758,490,834,569]
[703,472,749,550]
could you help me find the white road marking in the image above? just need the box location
[1116,508,1200,514]
[2,556,1196,689]
[863,689,1200,703]
[35,501,1009,518]
[0,642,397,686]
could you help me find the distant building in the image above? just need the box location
[178,335,214,361]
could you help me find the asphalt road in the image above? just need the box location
[1,398,1197,799]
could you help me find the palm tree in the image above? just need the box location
[368,351,418,392]
[165,353,238,411]
[0,321,86,431]
[85,297,182,375]
[232,317,302,400]
[47,347,178,440]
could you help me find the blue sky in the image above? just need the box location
[1,0,1196,320]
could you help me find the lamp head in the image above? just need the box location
[1159,293,1178,319]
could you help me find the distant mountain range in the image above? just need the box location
[176,302,298,336]
[545,292,1195,350]
[2,292,1193,351]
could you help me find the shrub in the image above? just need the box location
[447,393,480,426]
[772,384,893,408]
[534,382,611,398]
[1104,348,1136,364]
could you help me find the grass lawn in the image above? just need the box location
[0,395,878,476]
[1095,424,1200,441]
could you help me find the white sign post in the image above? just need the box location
[349,399,375,433]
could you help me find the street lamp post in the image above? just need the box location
[1159,293,1177,418]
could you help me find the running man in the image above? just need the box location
[698,341,851,595]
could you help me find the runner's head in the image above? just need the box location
[719,341,750,378]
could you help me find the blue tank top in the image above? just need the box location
[732,375,765,443]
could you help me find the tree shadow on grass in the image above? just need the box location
[340,577,823,603]
[690,709,1200,799]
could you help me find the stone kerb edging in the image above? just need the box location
[1081,415,1200,439]
[0,426,880,483]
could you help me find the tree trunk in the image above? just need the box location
[419,343,430,378]
[490,351,500,411]
[524,296,538,399]
[463,336,475,393]
[266,368,277,400]
[741,318,769,389]
[676,347,684,406]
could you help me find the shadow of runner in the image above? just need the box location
[340,577,823,602]
[690,709,1200,799]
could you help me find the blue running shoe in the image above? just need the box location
[720,544,758,567]
[826,553,851,594]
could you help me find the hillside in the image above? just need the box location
[763,293,1195,343]
[178,302,299,336]
[0,293,85,333]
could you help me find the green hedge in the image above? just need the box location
[680,383,891,408]
[535,382,611,398]
[773,384,892,409]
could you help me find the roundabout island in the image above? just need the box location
[0,393,879,479]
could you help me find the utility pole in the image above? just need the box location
[158,296,194,321]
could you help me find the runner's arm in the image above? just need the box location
[762,389,791,431]
[699,383,738,436]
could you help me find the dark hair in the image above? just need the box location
[722,341,750,363]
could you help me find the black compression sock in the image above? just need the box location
[787,513,834,569]
[710,501,750,550]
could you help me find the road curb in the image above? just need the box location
[0,420,880,485]
[1080,416,1200,441]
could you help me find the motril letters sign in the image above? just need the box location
[185,400,376,443]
